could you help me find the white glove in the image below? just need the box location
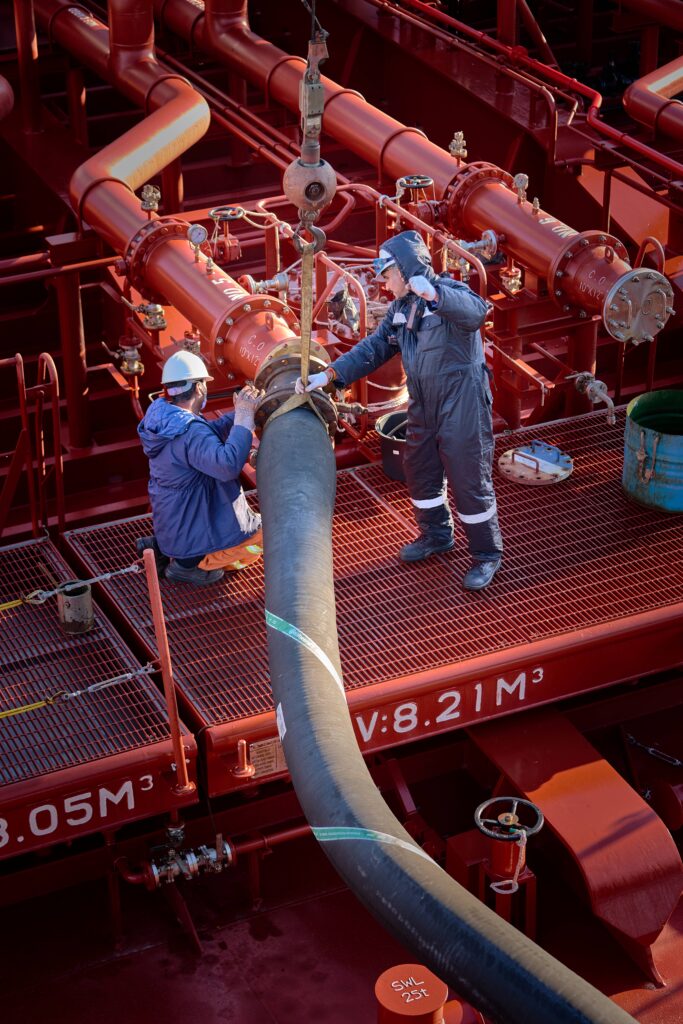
[295,370,330,394]
[408,275,437,302]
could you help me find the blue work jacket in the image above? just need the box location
[138,398,258,559]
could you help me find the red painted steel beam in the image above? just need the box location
[157,0,673,341]
[0,740,199,861]
[33,0,299,381]
[201,600,683,795]
[615,0,683,33]
[12,0,42,132]
[624,55,683,144]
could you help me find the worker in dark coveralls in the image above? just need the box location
[137,351,262,587]
[297,230,503,591]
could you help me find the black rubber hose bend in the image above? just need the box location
[257,405,635,1024]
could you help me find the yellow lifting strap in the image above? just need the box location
[0,597,24,613]
[299,238,316,388]
[0,692,65,720]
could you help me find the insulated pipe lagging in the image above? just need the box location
[256,406,636,1024]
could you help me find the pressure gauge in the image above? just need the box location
[187,224,208,247]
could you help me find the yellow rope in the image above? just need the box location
[0,693,64,719]
[0,598,24,612]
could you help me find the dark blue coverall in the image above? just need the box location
[329,231,503,564]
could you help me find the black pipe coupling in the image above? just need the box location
[254,347,338,436]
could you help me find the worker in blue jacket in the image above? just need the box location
[137,351,262,587]
[297,230,503,590]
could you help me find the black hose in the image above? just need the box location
[257,405,636,1024]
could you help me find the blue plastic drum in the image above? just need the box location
[622,391,683,512]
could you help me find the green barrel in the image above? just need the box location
[622,390,683,511]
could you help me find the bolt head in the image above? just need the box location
[216,356,224,366]
[216,336,224,345]
[555,289,562,296]
[580,239,589,247]
[225,317,234,326]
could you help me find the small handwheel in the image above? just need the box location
[474,796,544,841]
[209,205,245,222]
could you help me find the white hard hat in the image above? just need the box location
[161,350,214,386]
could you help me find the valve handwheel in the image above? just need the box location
[474,796,544,841]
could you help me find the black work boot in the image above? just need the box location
[399,534,455,563]
[136,535,170,578]
[166,561,224,587]
[463,559,501,591]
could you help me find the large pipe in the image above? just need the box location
[624,55,683,144]
[256,405,636,1024]
[33,0,302,380]
[0,76,15,121]
[158,0,674,345]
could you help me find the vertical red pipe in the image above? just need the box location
[13,0,42,132]
[497,0,518,46]
[142,549,196,797]
[53,272,91,450]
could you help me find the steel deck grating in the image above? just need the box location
[0,539,172,786]
[63,409,683,728]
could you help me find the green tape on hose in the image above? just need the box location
[312,826,434,863]
[265,609,345,694]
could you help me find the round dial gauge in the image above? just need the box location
[187,223,208,246]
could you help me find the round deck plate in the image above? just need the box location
[498,441,573,485]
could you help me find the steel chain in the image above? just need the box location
[22,561,143,606]
[626,733,683,768]
[0,663,158,720]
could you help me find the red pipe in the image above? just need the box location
[53,271,91,449]
[615,0,683,34]
[143,548,195,797]
[34,0,299,380]
[0,75,14,121]
[159,0,658,331]
[624,56,683,144]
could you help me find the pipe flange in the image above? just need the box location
[256,386,338,437]
[124,218,189,301]
[221,295,301,334]
[547,230,628,317]
[602,268,674,345]
[444,162,514,234]
[254,352,337,435]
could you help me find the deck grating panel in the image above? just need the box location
[0,539,172,786]
[63,409,683,728]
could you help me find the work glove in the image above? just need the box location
[294,370,330,394]
[408,275,437,302]
[233,383,262,430]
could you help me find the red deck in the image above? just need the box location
[63,409,683,797]
[0,538,198,861]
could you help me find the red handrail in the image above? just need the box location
[0,355,38,538]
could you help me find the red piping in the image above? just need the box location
[373,0,683,179]
[624,56,683,145]
[33,0,298,378]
